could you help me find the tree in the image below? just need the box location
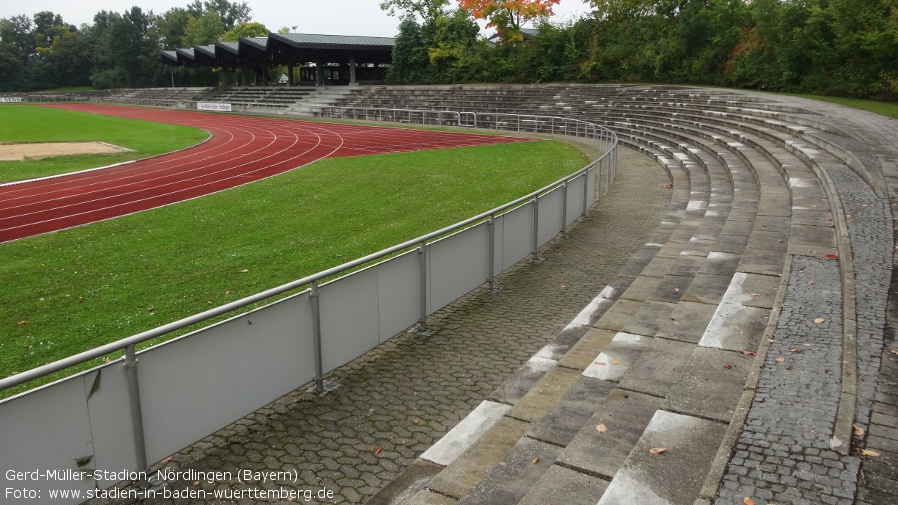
[380,0,452,25]
[459,0,561,42]
[387,16,431,83]
[221,21,269,42]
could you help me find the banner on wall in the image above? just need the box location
[0,97,23,103]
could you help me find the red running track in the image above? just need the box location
[0,104,530,243]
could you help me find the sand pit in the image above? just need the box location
[0,141,132,161]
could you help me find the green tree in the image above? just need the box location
[387,16,431,83]
[221,21,269,42]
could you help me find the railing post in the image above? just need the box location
[487,215,498,291]
[531,195,543,264]
[415,241,433,335]
[310,280,324,393]
[562,180,568,232]
[123,345,149,477]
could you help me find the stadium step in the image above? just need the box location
[358,84,864,505]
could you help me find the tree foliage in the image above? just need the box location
[459,0,560,42]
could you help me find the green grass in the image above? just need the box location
[782,93,898,120]
[0,105,208,182]
[1,132,588,396]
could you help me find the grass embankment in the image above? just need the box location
[787,93,898,120]
[1,121,588,397]
[0,105,208,182]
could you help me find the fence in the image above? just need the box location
[0,107,617,505]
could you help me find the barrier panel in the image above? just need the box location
[0,107,617,505]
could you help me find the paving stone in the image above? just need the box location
[655,301,718,343]
[623,300,678,337]
[528,376,616,447]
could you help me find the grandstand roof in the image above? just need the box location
[161,33,395,69]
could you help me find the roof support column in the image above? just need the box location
[288,63,295,86]
[349,56,358,86]
[315,63,323,86]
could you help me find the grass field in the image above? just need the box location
[0,105,209,182]
[0,105,590,396]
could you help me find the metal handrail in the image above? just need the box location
[0,108,617,392]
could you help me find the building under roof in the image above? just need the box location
[161,33,395,86]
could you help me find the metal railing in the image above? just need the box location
[0,106,617,505]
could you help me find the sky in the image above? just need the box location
[2,0,594,38]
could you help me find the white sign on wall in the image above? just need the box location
[0,97,23,103]
[197,102,232,112]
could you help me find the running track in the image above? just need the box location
[0,104,530,243]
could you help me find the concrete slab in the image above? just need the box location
[517,464,609,505]
[559,390,665,478]
[655,302,718,344]
[508,367,581,423]
[621,275,664,302]
[698,251,742,277]
[788,223,837,250]
[653,274,694,302]
[528,377,616,447]
[597,410,727,505]
[366,459,444,505]
[456,437,561,505]
[618,337,696,398]
[624,300,678,337]
[426,416,529,499]
[699,272,771,352]
[583,332,652,382]
[558,328,617,371]
[594,298,644,332]
[713,232,752,254]
[404,489,458,505]
[489,355,557,404]
[420,400,512,466]
[640,256,678,278]
[791,208,834,227]
[680,272,732,305]
[679,238,717,256]
[664,347,752,423]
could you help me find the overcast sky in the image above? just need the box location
[3,0,594,38]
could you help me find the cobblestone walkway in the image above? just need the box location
[103,147,668,505]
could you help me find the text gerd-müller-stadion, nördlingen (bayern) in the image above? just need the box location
[6,467,301,485]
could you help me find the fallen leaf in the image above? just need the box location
[777,240,783,244]
[240,268,249,273]
[890,349,898,356]
[532,457,541,464]
[853,424,865,436]
[825,253,839,260]
[649,447,667,454]
[790,347,800,353]
[814,317,825,324]
[862,449,880,457]
[744,498,755,505]
[560,284,567,289]
[662,183,674,189]
[724,364,733,369]
[767,338,776,343]
[750,293,761,297]
[612,359,621,365]
[742,350,756,356]
[194,481,200,486]
[596,424,608,433]
[207,301,213,305]
[225,290,231,295]
[594,361,607,365]
[808,281,816,285]
[776,356,785,363]
[374,447,382,455]
[16,320,27,325]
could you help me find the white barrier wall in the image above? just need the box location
[0,111,612,505]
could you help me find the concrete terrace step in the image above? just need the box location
[360,85,866,505]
